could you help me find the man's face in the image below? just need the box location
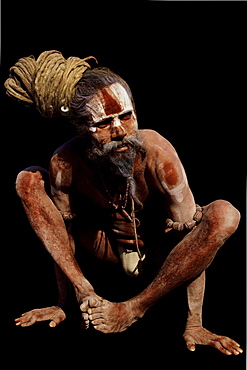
[84,82,144,179]
[85,82,138,153]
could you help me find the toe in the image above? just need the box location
[82,312,89,322]
[81,321,90,330]
[92,318,104,326]
[80,296,102,314]
[220,337,243,355]
[88,307,102,315]
[232,349,241,355]
[89,312,103,321]
[228,345,243,355]
[93,323,108,333]
[213,341,232,355]
[81,312,90,329]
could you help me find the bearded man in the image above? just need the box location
[5,50,242,355]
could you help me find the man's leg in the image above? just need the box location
[83,200,240,334]
[183,271,242,355]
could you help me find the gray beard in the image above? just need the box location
[87,135,143,178]
[86,134,145,210]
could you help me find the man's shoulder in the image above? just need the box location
[139,129,176,155]
[50,137,82,173]
[139,130,186,192]
[52,137,80,157]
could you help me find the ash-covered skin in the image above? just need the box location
[15,79,242,356]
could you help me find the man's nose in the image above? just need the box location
[110,119,127,141]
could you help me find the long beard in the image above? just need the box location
[86,134,146,210]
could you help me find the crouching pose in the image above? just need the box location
[5,50,242,355]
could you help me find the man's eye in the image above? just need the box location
[120,112,132,121]
[97,123,108,129]
[96,118,112,128]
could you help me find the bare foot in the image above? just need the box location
[183,326,243,355]
[15,306,66,328]
[80,296,143,333]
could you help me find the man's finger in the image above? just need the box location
[88,296,102,307]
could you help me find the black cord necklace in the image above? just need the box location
[100,174,144,261]
[100,174,130,211]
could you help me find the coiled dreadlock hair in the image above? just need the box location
[4,50,97,118]
[4,50,136,135]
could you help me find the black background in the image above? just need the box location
[1,1,245,368]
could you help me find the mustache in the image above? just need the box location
[92,136,145,158]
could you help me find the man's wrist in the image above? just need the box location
[74,279,95,301]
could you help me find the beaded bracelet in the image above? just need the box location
[165,204,203,233]
[59,211,76,220]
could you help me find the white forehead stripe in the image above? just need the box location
[86,82,133,123]
[112,118,122,127]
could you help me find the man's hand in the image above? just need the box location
[80,295,103,329]
[183,326,243,355]
[15,306,66,327]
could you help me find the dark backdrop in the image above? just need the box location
[1,2,245,368]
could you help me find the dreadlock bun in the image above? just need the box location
[4,50,97,118]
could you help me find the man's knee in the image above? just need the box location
[16,167,49,200]
[205,200,240,240]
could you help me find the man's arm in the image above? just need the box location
[49,153,75,220]
[16,154,95,303]
[149,131,196,223]
[150,133,205,340]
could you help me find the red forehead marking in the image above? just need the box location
[101,87,122,116]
